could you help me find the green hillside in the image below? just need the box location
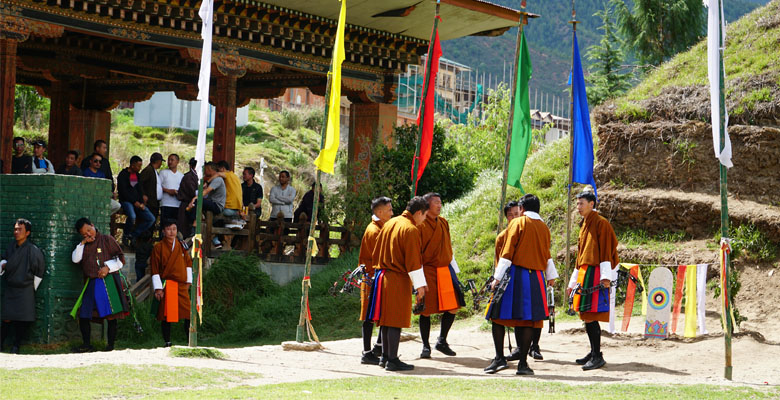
[442,0,769,100]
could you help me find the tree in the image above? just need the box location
[586,3,632,106]
[611,0,705,66]
[14,85,49,130]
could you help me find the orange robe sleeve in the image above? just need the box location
[359,220,382,276]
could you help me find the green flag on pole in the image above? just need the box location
[507,31,532,191]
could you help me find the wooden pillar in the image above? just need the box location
[347,102,397,189]
[69,108,111,161]
[47,80,70,166]
[0,39,17,173]
[212,74,237,167]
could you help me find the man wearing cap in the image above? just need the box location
[30,140,54,174]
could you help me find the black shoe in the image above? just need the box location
[379,356,388,368]
[582,352,606,371]
[73,344,95,353]
[10,345,20,354]
[165,342,173,348]
[506,349,522,362]
[484,357,508,374]
[516,363,535,376]
[385,358,414,371]
[435,338,456,356]
[529,347,543,360]
[102,345,114,352]
[371,344,382,358]
[575,352,592,365]
[420,346,431,359]
[361,351,381,365]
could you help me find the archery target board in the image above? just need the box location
[645,267,673,339]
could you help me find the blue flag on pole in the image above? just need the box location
[570,32,597,199]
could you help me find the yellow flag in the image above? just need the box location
[683,265,697,337]
[313,0,346,174]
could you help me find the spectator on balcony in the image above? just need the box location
[294,183,324,223]
[30,140,54,174]
[83,153,122,215]
[185,162,226,249]
[268,170,296,222]
[159,154,184,229]
[57,150,82,176]
[241,167,263,217]
[214,160,243,221]
[11,137,32,174]
[139,152,164,230]
[177,158,198,239]
[117,156,155,248]
[80,140,114,192]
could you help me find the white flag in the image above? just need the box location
[195,0,214,175]
[707,0,732,168]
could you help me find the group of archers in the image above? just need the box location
[357,190,618,375]
[1,138,323,354]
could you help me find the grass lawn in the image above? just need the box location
[2,366,776,400]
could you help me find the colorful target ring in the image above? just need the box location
[648,287,670,310]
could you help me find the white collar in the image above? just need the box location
[372,215,380,222]
[524,211,543,221]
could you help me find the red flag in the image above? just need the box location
[412,19,442,190]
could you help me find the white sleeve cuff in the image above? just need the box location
[450,257,460,274]
[568,268,579,289]
[152,274,163,290]
[493,258,512,280]
[105,258,123,273]
[0,260,6,275]
[545,259,559,280]
[599,261,613,281]
[187,267,193,284]
[409,267,427,289]
[71,243,85,263]
[34,275,43,290]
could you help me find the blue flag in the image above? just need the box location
[570,32,597,199]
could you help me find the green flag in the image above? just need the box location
[507,31,532,191]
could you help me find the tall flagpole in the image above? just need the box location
[564,1,578,277]
[497,1,537,233]
[411,0,440,198]
[716,0,732,380]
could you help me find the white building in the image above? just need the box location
[134,92,249,130]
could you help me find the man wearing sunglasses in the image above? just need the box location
[11,137,32,174]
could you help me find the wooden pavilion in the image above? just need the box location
[0,0,521,174]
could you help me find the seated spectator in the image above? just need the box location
[57,150,82,176]
[241,167,263,217]
[139,153,164,229]
[31,140,54,174]
[82,153,106,179]
[117,156,155,247]
[11,137,32,174]
[185,162,226,249]
[268,170,296,222]
[160,154,184,230]
[177,158,198,239]
[81,140,120,215]
[294,183,325,223]
[214,161,243,220]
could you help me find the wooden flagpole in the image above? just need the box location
[411,0,440,198]
[564,1,578,280]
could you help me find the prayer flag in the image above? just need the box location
[412,16,442,190]
[506,31,533,191]
[684,265,698,338]
[706,0,732,168]
[195,0,214,174]
[313,0,347,174]
[570,32,598,198]
[696,264,708,334]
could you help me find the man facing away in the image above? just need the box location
[150,221,192,347]
[177,158,198,239]
[417,192,464,359]
[357,196,392,365]
[0,219,46,354]
[566,190,619,371]
[268,170,296,222]
[366,196,429,372]
[485,194,558,375]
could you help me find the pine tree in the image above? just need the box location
[611,0,705,66]
[586,3,631,106]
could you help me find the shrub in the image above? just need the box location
[304,108,324,132]
[280,109,303,131]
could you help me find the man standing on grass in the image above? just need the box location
[417,192,464,359]
[357,196,392,365]
[566,190,619,371]
[0,219,46,354]
[485,194,558,375]
[367,197,429,371]
[150,221,192,347]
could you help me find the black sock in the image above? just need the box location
[380,327,388,358]
[517,327,533,365]
[385,327,401,360]
[491,323,505,359]
[586,321,601,355]
[376,329,382,345]
[107,320,117,348]
[162,321,172,343]
[361,320,374,352]
[183,320,190,338]
[13,321,30,347]
[1,321,9,349]
[439,312,455,341]
[79,318,91,346]
[531,327,542,350]
[419,315,431,348]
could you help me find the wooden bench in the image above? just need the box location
[202,210,257,258]
[255,219,352,264]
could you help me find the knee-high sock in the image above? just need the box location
[1,321,9,348]
[491,322,505,359]
[517,327,533,365]
[531,327,542,350]
[586,321,601,354]
[380,326,388,358]
[376,328,382,345]
[12,321,30,347]
[79,318,91,345]
[384,327,401,360]
[439,312,455,341]
[419,315,431,348]
[107,319,118,348]
[361,320,374,352]
[162,321,171,343]
[183,320,190,337]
